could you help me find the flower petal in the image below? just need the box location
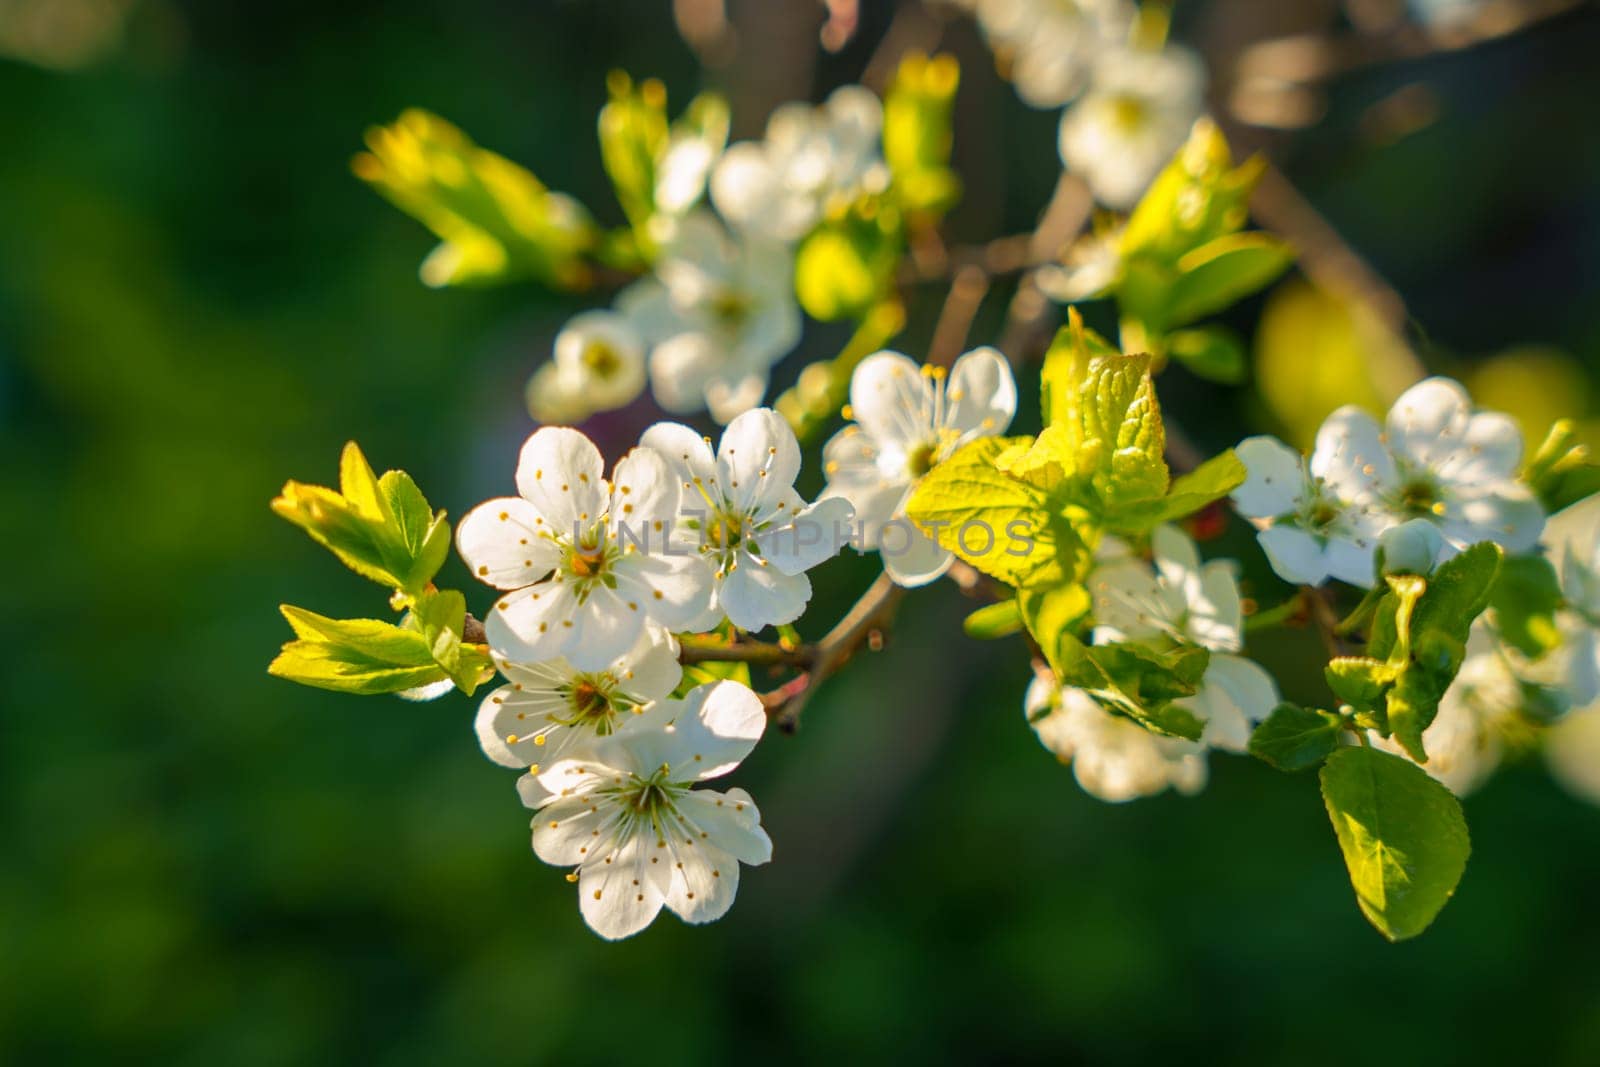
[486,581,578,661]
[514,427,609,534]
[456,497,562,590]
[718,560,811,631]
[609,445,681,537]
[1233,436,1304,517]
[578,830,667,940]
[676,787,773,864]
[658,681,766,781]
[761,496,855,576]
[881,520,954,587]
[849,351,934,452]
[615,552,717,630]
[946,346,1017,439]
[1311,406,1394,503]
[1256,525,1332,587]
[718,407,801,513]
[564,585,648,672]
[1386,377,1470,470]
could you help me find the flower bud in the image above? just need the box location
[1378,519,1445,577]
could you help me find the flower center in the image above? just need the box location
[906,440,939,479]
[579,339,623,380]
[707,511,745,550]
[1109,94,1149,133]
[1397,476,1444,518]
[711,289,752,328]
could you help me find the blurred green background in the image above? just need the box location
[5,0,1600,1062]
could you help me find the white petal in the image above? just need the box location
[1445,487,1546,553]
[1233,436,1304,517]
[456,497,562,590]
[1191,561,1244,652]
[532,793,613,867]
[615,552,717,630]
[640,420,720,490]
[578,831,667,940]
[849,351,934,452]
[709,142,783,234]
[676,787,772,865]
[525,361,590,424]
[1257,525,1332,587]
[658,680,766,780]
[1386,377,1470,470]
[761,496,855,576]
[1323,532,1380,588]
[945,347,1017,439]
[514,427,609,534]
[1443,412,1524,486]
[474,684,532,768]
[608,446,681,537]
[718,407,801,512]
[705,369,772,425]
[1089,558,1167,644]
[663,838,740,925]
[564,585,648,673]
[552,310,647,411]
[881,521,954,587]
[1311,406,1395,503]
[615,625,684,703]
[718,560,811,632]
[648,332,725,415]
[1189,654,1278,752]
[486,581,578,660]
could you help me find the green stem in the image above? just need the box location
[1244,593,1304,633]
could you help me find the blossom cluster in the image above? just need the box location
[459,408,856,938]
[530,87,889,427]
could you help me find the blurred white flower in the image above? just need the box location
[457,427,715,671]
[526,681,772,940]
[1058,44,1206,209]
[819,348,1017,586]
[1546,701,1600,806]
[526,309,649,424]
[1378,518,1447,577]
[475,624,682,774]
[971,0,1135,109]
[1089,524,1277,751]
[1036,223,1124,303]
[1370,625,1518,796]
[626,212,801,423]
[1025,669,1208,802]
[711,85,889,242]
[642,408,854,633]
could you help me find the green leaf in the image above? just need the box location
[1104,450,1246,533]
[270,606,447,695]
[1054,634,1209,741]
[1018,582,1091,660]
[883,52,962,218]
[1325,657,1397,713]
[1488,554,1565,658]
[1363,545,1502,762]
[1319,745,1471,941]
[905,436,1071,586]
[963,598,1024,640]
[1122,118,1265,267]
[676,659,753,698]
[1077,352,1168,507]
[1039,310,1120,429]
[795,200,902,322]
[1523,419,1600,513]
[272,442,451,597]
[1165,325,1246,384]
[1249,703,1344,772]
[353,109,596,289]
[415,589,494,696]
[1167,232,1294,327]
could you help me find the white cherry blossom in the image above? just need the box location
[642,408,854,632]
[1233,431,1388,588]
[457,427,714,671]
[819,348,1017,586]
[624,212,801,423]
[1025,669,1208,802]
[526,309,648,424]
[1088,524,1277,750]
[970,0,1135,109]
[1324,377,1545,557]
[526,680,772,940]
[1058,44,1206,209]
[475,623,682,774]
[710,85,888,242]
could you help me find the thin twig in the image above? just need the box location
[926,264,991,367]
[766,572,907,732]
